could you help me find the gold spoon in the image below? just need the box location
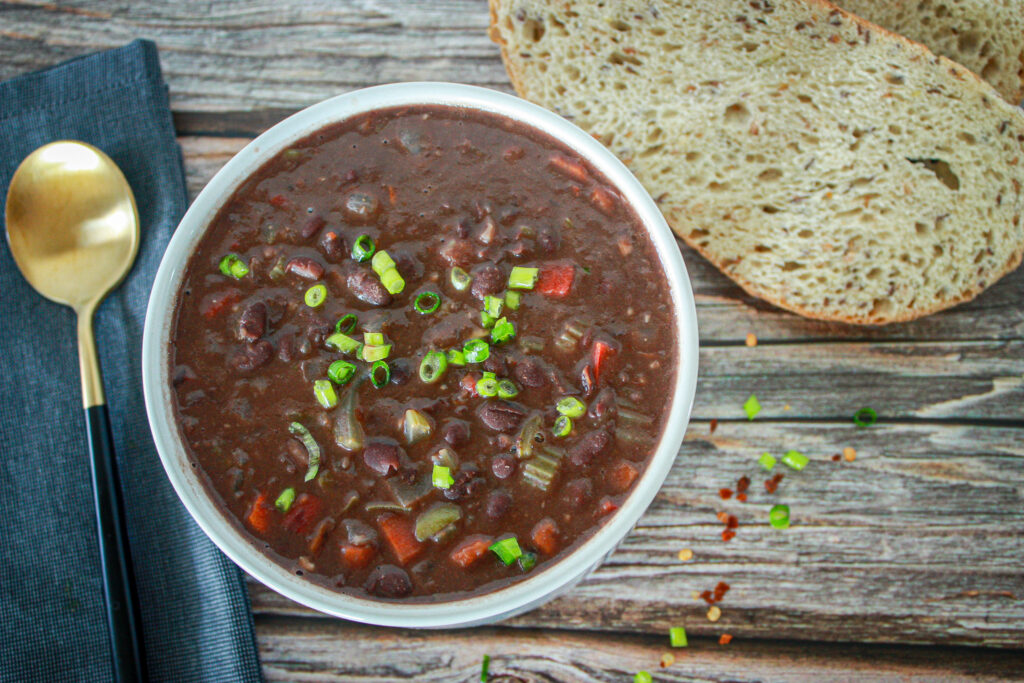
[5,141,146,681]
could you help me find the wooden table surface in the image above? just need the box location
[5,2,1024,680]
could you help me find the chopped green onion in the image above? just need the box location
[432,464,454,489]
[274,487,295,513]
[743,394,761,420]
[364,331,385,346]
[313,379,338,409]
[289,422,321,482]
[552,415,573,438]
[219,253,250,279]
[371,250,397,277]
[327,360,357,385]
[414,291,441,315]
[483,295,504,318]
[769,503,791,530]
[304,283,327,307]
[669,626,688,648]
[464,339,490,363]
[335,313,358,334]
[380,267,405,295]
[419,351,448,384]
[759,452,777,471]
[504,290,521,311]
[491,317,515,344]
[782,450,808,471]
[517,551,537,572]
[481,311,496,329]
[360,344,392,362]
[351,234,375,262]
[853,406,877,428]
[325,332,361,354]
[370,360,390,388]
[497,379,518,399]
[508,266,539,290]
[450,266,472,291]
[480,654,490,683]
[489,537,523,565]
[446,349,466,366]
[556,396,586,418]
[634,672,653,683]
[476,376,499,397]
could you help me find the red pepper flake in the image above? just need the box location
[736,493,747,503]
[716,511,730,524]
[726,515,739,530]
[719,633,733,645]
[709,418,718,434]
[736,476,750,493]
[832,453,841,462]
[719,488,733,500]
[269,193,288,208]
[722,530,736,542]
[765,473,785,494]
[714,582,730,601]
[700,590,714,604]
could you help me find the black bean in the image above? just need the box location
[344,192,380,222]
[300,214,326,239]
[305,318,332,347]
[477,400,525,433]
[348,270,392,306]
[319,230,346,261]
[490,454,516,480]
[364,565,412,598]
[388,358,412,386]
[485,490,512,520]
[441,419,471,447]
[442,470,486,501]
[232,340,274,372]
[238,301,267,342]
[363,442,403,476]
[563,478,593,507]
[286,256,325,280]
[470,263,504,299]
[568,429,611,467]
[514,357,547,388]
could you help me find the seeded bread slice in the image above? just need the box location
[839,0,1024,104]
[488,0,1024,323]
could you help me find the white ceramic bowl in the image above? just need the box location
[142,82,699,628]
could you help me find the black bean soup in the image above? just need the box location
[170,105,676,602]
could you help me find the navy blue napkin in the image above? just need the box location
[0,40,262,682]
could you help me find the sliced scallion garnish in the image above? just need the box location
[759,452,777,470]
[853,406,877,428]
[351,234,375,262]
[446,348,466,366]
[432,464,454,489]
[669,626,688,648]
[782,450,808,471]
[464,339,490,363]
[508,266,539,290]
[556,396,586,418]
[743,394,761,420]
[313,379,338,409]
[414,291,441,315]
[481,311,496,329]
[489,537,523,565]
[370,360,390,388]
[419,351,448,384]
[450,266,472,291]
[517,552,537,572]
[304,283,327,307]
[360,344,392,363]
[363,331,385,346]
[274,487,295,513]
[483,295,504,319]
[219,253,249,279]
[769,504,791,530]
[335,313,358,334]
[481,655,491,683]
[380,267,405,295]
[325,332,361,354]
[327,359,356,385]
[371,250,397,276]
[476,375,499,397]
[288,422,321,482]
[504,290,521,311]
[491,317,515,344]
[497,379,518,399]
[552,415,572,438]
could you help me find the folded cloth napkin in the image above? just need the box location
[0,40,262,682]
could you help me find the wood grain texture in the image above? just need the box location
[255,617,1024,682]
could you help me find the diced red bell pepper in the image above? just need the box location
[592,340,617,384]
[199,289,241,319]
[246,493,274,534]
[607,460,639,493]
[597,496,620,516]
[282,493,324,535]
[269,193,288,208]
[537,264,575,298]
[378,513,423,565]
[449,535,493,569]
[531,518,560,556]
[340,543,376,570]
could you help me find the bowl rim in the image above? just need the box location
[142,82,699,628]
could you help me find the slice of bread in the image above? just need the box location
[838,0,1024,104]
[489,0,1024,324]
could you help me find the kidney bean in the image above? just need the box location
[347,270,392,306]
[364,565,412,598]
[300,213,326,240]
[482,352,508,376]
[563,478,594,507]
[286,256,325,280]
[441,419,471,447]
[490,454,516,480]
[344,192,380,222]
[568,429,611,467]
[319,230,346,261]
[588,387,617,421]
[442,470,486,501]
[238,301,267,342]
[470,263,504,299]
[485,490,512,520]
[232,340,274,372]
[477,400,525,433]
[363,441,403,476]
[514,357,547,388]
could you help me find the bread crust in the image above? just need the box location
[488,0,1024,325]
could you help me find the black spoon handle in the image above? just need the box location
[86,403,146,682]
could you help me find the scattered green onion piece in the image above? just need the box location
[497,379,518,399]
[304,283,327,308]
[371,250,397,277]
[853,406,877,428]
[364,331,385,346]
[313,379,338,409]
[360,344,392,363]
[432,464,454,489]
[380,267,405,295]
[504,290,521,311]
[370,360,390,388]
[419,351,448,384]
[491,317,515,344]
[464,339,490,363]
[289,422,321,482]
[274,487,295,513]
[517,551,537,572]
[335,313,358,334]
[483,295,504,318]
[508,266,539,290]
[351,234,376,262]
[481,311,496,329]
[669,626,688,648]
[446,349,466,366]
[325,332,361,354]
[769,504,791,530]
[782,450,809,471]
[450,266,472,291]
[327,360,357,385]
[634,672,653,683]
[759,452,777,471]
[219,253,249,279]
[743,393,761,420]
[476,376,499,397]
[480,655,490,683]
[552,415,573,438]
[556,396,587,418]
[489,537,523,565]
[414,291,441,315]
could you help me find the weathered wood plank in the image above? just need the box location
[254,617,1024,682]
[249,422,1024,647]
